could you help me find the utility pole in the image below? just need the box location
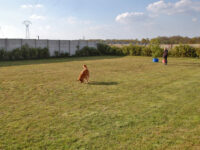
[23,20,32,39]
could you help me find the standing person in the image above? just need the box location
[163,48,168,65]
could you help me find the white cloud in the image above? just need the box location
[0,25,24,38]
[21,4,43,9]
[66,17,77,24]
[115,12,150,24]
[192,17,198,22]
[66,16,91,25]
[147,0,200,15]
[30,14,45,20]
[45,25,51,30]
[35,4,43,8]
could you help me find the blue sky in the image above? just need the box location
[0,0,200,39]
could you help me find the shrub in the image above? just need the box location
[196,48,200,58]
[29,48,38,59]
[54,51,60,57]
[21,44,30,59]
[54,51,69,57]
[150,39,163,58]
[121,46,130,55]
[12,48,23,60]
[0,49,7,60]
[97,43,111,55]
[171,45,197,57]
[110,46,123,56]
[38,47,49,58]
[128,44,142,56]
[76,46,100,56]
[0,45,50,61]
[60,52,69,57]
[141,46,152,56]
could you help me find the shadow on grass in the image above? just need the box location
[0,56,123,68]
[88,81,119,85]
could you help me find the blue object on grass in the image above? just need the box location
[152,58,159,62]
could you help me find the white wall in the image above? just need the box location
[6,39,22,51]
[70,40,79,56]
[36,40,48,48]
[48,40,59,56]
[0,39,98,56]
[0,39,6,49]
[60,40,70,54]
[22,39,36,48]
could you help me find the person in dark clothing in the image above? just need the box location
[163,48,168,65]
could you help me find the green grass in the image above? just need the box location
[0,56,200,150]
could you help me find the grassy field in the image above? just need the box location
[0,56,200,150]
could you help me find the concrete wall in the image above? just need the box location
[36,40,48,48]
[22,39,36,48]
[0,39,6,49]
[6,39,22,51]
[48,40,59,56]
[60,40,70,54]
[70,40,79,56]
[0,38,98,56]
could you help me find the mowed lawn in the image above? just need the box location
[0,56,200,150]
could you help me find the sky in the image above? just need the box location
[0,0,200,40]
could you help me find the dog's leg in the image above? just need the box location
[86,76,89,83]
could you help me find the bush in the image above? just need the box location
[150,39,163,58]
[97,43,111,55]
[195,48,200,58]
[60,52,69,57]
[121,46,130,55]
[54,51,69,57]
[76,46,100,56]
[37,47,49,58]
[129,44,143,56]
[110,46,124,56]
[141,46,152,56]
[0,49,8,60]
[0,45,50,61]
[29,48,39,59]
[12,48,23,60]
[171,45,197,57]
[21,44,30,59]
[54,51,60,57]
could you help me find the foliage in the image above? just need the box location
[151,36,200,44]
[76,46,100,56]
[54,51,70,58]
[171,45,197,57]
[0,49,8,60]
[141,46,152,56]
[0,45,50,61]
[97,43,111,55]
[196,48,200,58]
[150,39,163,58]
[91,36,200,45]
[110,46,124,56]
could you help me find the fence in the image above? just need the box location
[0,39,98,56]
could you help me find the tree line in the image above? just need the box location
[88,36,200,45]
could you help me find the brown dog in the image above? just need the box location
[77,65,89,83]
